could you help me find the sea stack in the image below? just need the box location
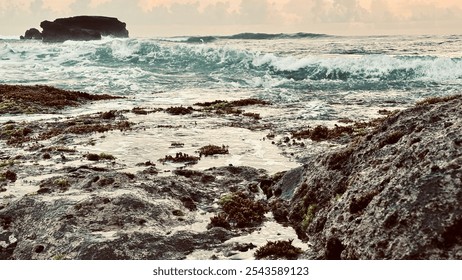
[20,16,129,42]
[19,28,42,40]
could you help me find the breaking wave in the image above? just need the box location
[1,37,461,95]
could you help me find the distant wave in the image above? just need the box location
[225,32,329,40]
[0,32,328,44]
[186,36,218,43]
[0,35,20,41]
[175,32,329,43]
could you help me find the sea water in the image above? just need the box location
[1,33,461,117]
[1,33,461,168]
[2,33,461,116]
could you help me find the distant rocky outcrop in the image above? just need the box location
[272,95,462,259]
[20,28,42,40]
[20,16,129,42]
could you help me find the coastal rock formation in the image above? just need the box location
[20,28,42,40]
[280,95,462,259]
[0,165,264,259]
[20,16,129,42]
[0,84,120,114]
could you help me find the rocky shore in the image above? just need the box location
[0,84,460,259]
[280,95,462,259]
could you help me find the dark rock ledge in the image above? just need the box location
[0,84,121,114]
[271,95,461,259]
[20,16,129,42]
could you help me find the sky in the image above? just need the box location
[1,0,462,37]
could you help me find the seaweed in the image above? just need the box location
[301,204,317,230]
[159,152,200,165]
[38,177,71,194]
[254,240,303,260]
[194,98,269,119]
[86,153,116,161]
[0,84,120,114]
[209,192,268,229]
[229,98,270,107]
[165,106,194,115]
[198,145,229,157]
[292,125,354,142]
[242,112,261,120]
[416,95,461,106]
[194,98,270,108]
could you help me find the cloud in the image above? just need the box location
[89,0,112,8]
[1,0,462,36]
[138,0,240,13]
[0,0,36,14]
[41,0,76,13]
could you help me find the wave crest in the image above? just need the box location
[2,38,461,93]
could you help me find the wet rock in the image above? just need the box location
[287,95,462,259]
[0,232,17,260]
[259,171,286,199]
[165,106,194,115]
[77,227,235,260]
[85,153,116,162]
[0,165,264,259]
[38,177,71,194]
[0,84,120,115]
[272,166,304,200]
[180,196,197,211]
[3,170,17,182]
[232,242,257,252]
[269,200,290,224]
[198,145,229,157]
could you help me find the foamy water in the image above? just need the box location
[2,33,460,188]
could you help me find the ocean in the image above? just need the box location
[1,33,462,172]
[2,33,461,114]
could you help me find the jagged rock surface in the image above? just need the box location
[0,166,263,260]
[284,96,462,259]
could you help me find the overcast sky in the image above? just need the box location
[1,0,461,37]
